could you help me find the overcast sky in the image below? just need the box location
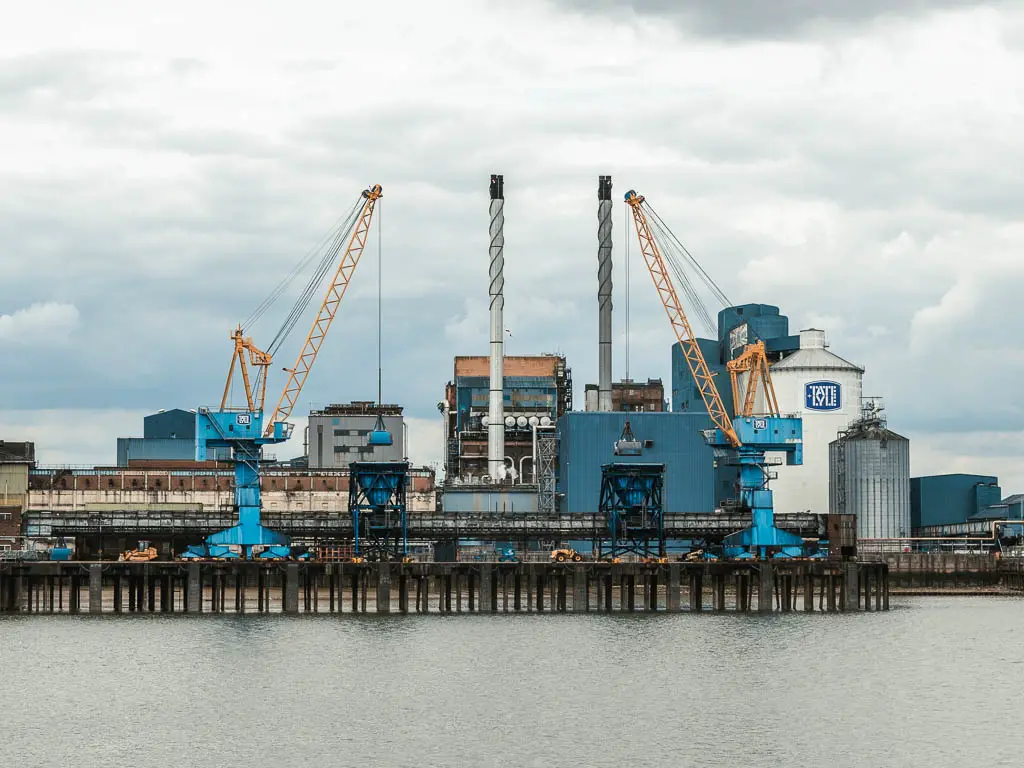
[2,0,1023,490]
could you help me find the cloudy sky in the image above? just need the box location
[2,0,1023,489]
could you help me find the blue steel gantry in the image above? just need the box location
[349,461,410,562]
[596,463,666,561]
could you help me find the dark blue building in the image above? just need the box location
[117,409,230,465]
[910,474,1001,529]
[670,304,800,507]
[556,412,714,514]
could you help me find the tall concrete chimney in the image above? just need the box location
[597,175,613,412]
[488,174,506,481]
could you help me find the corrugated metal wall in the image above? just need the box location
[117,438,196,466]
[829,435,911,538]
[144,410,197,439]
[441,488,538,514]
[910,474,1000,529]
[557,412,714,513]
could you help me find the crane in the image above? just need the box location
[183,183,384,561]
[623,189,806,559]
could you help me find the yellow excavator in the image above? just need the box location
[119,540,158,562]
[551,548,584,563]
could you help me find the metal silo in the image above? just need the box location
[829,399,911,541]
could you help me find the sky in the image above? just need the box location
[2,0,1024,489]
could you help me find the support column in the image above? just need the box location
[840,562,859,612]
[689,570,703,612]
[758,563,774,613]
[479,565,492,614]
[803,569,814,612]
[573,567,587,613]
[284,563,300,614]
[89,564,103,614]
[713,573,726,612]
[667,564,680,612]
[377,563,391,614]
[186,564,201,613]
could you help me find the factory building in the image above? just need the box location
[584,379,666,412]
[307,402,406,468]
[116,409,230,466]
[0,441,34,551]
[829,400,911,539]
[557,412,714,513]
[672,305,865,514]
[911,474,1001,530]
[441,354,571,482]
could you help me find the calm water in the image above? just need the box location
[1,596,1022,768]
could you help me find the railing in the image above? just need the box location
[22,510,826,539]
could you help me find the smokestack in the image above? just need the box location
[488,174,506,481]
[597,175,613,412]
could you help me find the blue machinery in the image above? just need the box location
[624,189,811,561]
[348,461,410,561]
[183,183,386,561]
[182,410,303,560]
[597,463,665,560]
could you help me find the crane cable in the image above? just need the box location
[242,196,363,331]
[245,195,365,401]
[641,201,731,337]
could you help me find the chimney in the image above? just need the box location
[488,174,506,481]
[597,175,613,412]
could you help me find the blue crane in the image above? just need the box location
[624,189,806,560]
[182,184,384,560]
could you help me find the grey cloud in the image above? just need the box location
[555,0,998,38]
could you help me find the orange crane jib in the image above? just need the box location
[623,189,741,448]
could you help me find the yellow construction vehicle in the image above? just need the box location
[551,548,583,563]
[119,541,158,562]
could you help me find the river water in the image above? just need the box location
[1,596,1021,768]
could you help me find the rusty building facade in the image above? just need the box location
[442,355,571,482]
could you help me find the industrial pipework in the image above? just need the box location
[597,175,613,412]
[488,174,506,481]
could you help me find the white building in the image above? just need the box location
[740,328,864,515]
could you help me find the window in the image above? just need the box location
[0,513,11,521]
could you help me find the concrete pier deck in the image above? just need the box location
[0,560,889,615]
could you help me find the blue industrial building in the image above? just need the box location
[556,412,714,514]
[117,409,230,466]
[671,304,799,415]
[910,474,1001,529]
[670,304,799,507]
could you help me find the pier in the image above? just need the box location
[0,560,889,615]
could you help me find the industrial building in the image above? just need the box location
[672,305,865,514]
[441,354,570,483]
[116,409,230,466]
[829,400,911,539]
[557,412,713,513]
[911,474,1002,529]
[0,441,34,551]
[584,378,666,412]
[307,402,406,468]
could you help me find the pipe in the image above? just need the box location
[440,400,450,475]
[488,173,506,481]
[519,455,533,484]
[597,175,613,412]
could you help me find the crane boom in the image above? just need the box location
[265,184,383,435]
[623,190,740,447]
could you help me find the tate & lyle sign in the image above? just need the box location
[805,380,841,411]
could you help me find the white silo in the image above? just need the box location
[829,399,911,540]
[750,328,864,515]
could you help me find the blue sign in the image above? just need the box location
[805,381,841,411]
